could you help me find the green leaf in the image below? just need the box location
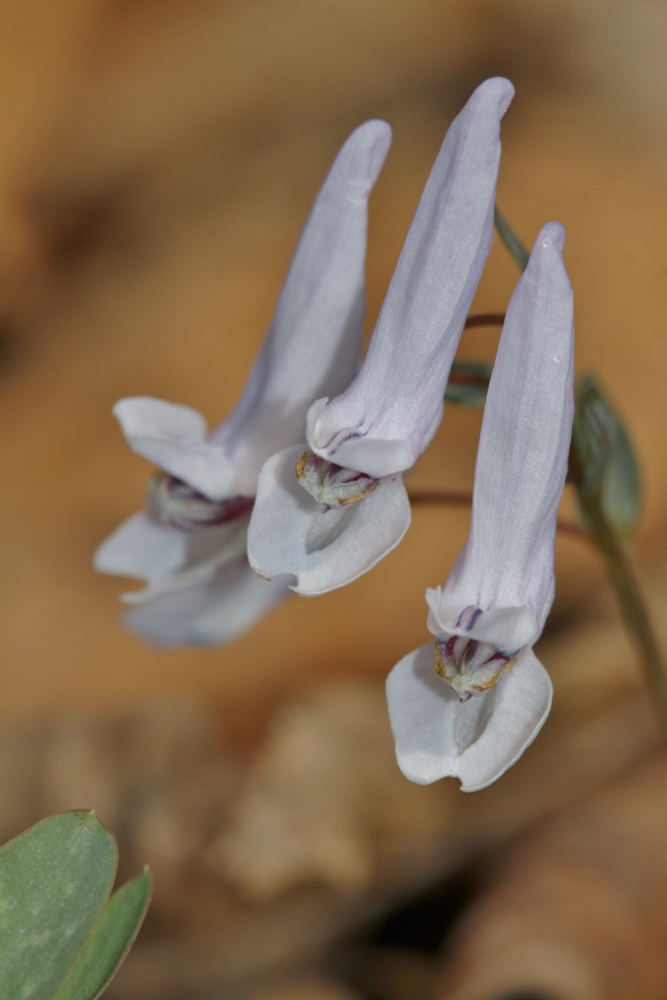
[445,360,493,409]
[572,375,642,536]
[572,376,616,493]
[53,871,152,1000]
[600,403,642,536]
[0,812,151,1000]
[0,812,117,1000]
[494,207,529,272]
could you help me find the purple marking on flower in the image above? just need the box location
[434,634,516,700]
[150,473,255,533]
[456,605,483,631]
[295,449,383,508]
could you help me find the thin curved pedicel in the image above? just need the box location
[305,77,515,480]
[429,221,575,650]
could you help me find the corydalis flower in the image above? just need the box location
[386,221,574,791]
[248,77,514,596]
[93,119,392,646]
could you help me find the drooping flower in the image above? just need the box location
[94,119,392,646]
[247,77,515,596]
[386,221,574,791]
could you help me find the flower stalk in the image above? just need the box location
[571,450,667,740]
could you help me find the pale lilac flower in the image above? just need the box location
[248,77,514,596]
[94,119,392,646]
[386,222,574,791]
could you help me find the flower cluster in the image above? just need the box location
[96,77,574,789]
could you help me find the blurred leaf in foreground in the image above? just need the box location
[0,810,151,1000]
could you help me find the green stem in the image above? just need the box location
[494,207,529,272]
[578,486,667,740]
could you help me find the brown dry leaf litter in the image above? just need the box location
[437,754,667,1000]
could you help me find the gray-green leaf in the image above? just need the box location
[573,375,642,536]
[0,811,151,1000]
[53,871,151,1000]
[600,405,642,536]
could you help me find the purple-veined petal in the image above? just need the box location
[95,510,249,593]
[209,120,393,494]
[385,643,552,790]
[247,445,411,595]
[432,222,574,648]
[114,397,238,500]
[123,559,289,647]
[426,588,542,655]
[306,77,515,479]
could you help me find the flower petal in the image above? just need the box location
[121,517,250,603]
[386,643,552,790]
[114,397,238,499]
[247,445,411,595]
[426,589,540,654]
[433,222,574,645]
[307,77,514,478]
[94,510,249,593]
[210,120,393,494]
[94,512,189,584]
[123,559,289,647]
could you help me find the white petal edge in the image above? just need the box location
[247,444,411,596]
[123,559,290,648]
[120,516,250,604]
[114,397,239,500]
[386,643,552,791]
[94,509,249,599]
[94,512,189,584]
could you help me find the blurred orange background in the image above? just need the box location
[3,0,667,725]
[3,3,667,997]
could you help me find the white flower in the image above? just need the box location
[247,77,515,596]
[386,221,574,791]
[94,119,392,646]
